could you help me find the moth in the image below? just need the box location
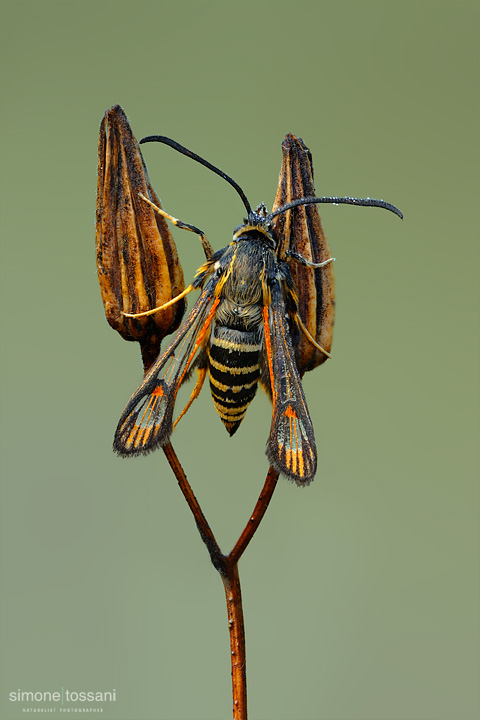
[113,136,402,484]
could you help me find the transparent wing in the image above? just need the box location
[264,283,317,484]
[114,281,219,456]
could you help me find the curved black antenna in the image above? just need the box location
[140,135,252,216]
[268,195,403,221]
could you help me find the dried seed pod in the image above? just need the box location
[96,105,185,372]
[272,134,335,375]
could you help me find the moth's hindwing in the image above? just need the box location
[264,283,317,484]
[114,280,218,456]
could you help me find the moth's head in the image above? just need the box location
[232,202,276,246]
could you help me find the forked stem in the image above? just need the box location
[162,442,280,720]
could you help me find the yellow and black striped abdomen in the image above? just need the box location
[208,325,261,435]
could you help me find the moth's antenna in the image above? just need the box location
[268,195,403,221]
[140,135,252,216]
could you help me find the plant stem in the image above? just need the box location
[162,441,223,571]
[229,466,279,564]
[162,442,280,720]
[221,561,247,719]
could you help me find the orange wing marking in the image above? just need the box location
[128,384,165,448]
[174,297,219,397]
[262,305,275,413]
[284,405,304,477]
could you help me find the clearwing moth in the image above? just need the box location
[113,135,402,484]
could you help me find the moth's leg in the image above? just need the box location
[173,366,208,429]
[295,312,331,358]
[139,192,214,260]
[122,284,195,318]
[286,251,335,269]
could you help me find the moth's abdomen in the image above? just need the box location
[208,325,261,435]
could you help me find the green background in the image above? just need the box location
[1,2,478,719]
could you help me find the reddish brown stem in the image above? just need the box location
[162,442,279,720]
[222,561,247,719]
[229,466,279,564]
[163,442,223,570]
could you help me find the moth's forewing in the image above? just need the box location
[264,284,317,485]
[271,133,335,374]
[114,282,218,456]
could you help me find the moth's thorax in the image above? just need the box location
[214,242,266,329]
[214,297,264,330]
[223,243,265,296]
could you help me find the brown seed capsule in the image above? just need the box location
[96,105,185,372]
[271,134,335,375]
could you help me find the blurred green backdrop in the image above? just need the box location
[1,2,478,719]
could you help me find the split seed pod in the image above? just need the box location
[96,105,185,372]
[272,134,335,375]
